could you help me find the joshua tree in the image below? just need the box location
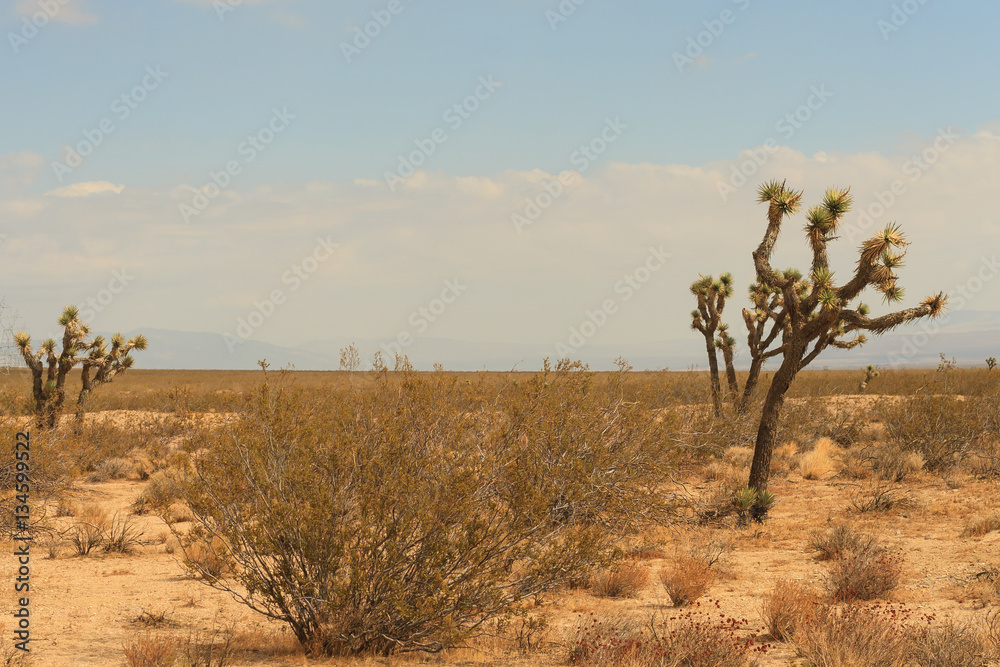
[745,181,946,515]
[988,357,997,371]
[858,364,880,393]
[690,273,734,416]
[15,306,147,428]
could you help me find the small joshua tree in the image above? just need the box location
[988,357,997,372]
[859,364,880,393]
[690,274,734,416]
[746,181,946,516]
[15,306,147,428]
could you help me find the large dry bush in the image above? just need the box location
[882,392,994,470]
[176,360,679,657]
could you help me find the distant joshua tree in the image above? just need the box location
[15,306,147,429]
[859,364,880,393]
[690,273,733,417]
[986,357,996,372]
[745,181,946,517]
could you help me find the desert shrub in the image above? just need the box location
[962,512,1000,538]
[882,394,984,470]
[826,546,902,602]
[793,603,999,667]
[588,563,650,598]
[568,607,768,666]
[659,556,714,606]
[808,524,878,561]
[123,631,176,667]
[800,438,839,480]
[102,512,147,554]
[792,603,916,667]
[133,470,181,515]
[870,445,924,482]
[70,504,109,556]
[910,619,996,667]
[760,580,820,642]
[86,456,135,483]
[176,361,678,657]
[722,446,754,469]
[848,479,914,513]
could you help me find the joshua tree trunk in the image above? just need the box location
[720,343,739,399]
[738,358,763,413]
[703,336,723,417]
[747,348,803,494]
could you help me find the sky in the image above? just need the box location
[2,0,999,369]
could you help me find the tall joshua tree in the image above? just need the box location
[690,273,734,416]
[746,181,946,515]
[737,281,788,413]
[15,306,147,428]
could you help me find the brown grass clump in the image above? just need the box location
[659,556,715,607]
[848,479,915,513]
[589,563,650,598]
[793,603,1000,667]
[122,630,176,667]
[808,524,878,561]
[961,512,1000,538]
[567,606,768,666]
[826,546,903,602]
[799,437,839,480]
[760,580,820,642]
[792,603,915,666]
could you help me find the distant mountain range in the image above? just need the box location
[97,310,1000,371]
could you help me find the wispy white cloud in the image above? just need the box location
[45,181,125,198]
[14,0,97,25]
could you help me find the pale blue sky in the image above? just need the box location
[3,0,999,368]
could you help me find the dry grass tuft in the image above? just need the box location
[961,512,1000,538]
[122,631,176,667]
[800,437,839,480]
[588,563,650,598]
[659,556,714,607]
[567,607,768,666]
[760,580,820,642]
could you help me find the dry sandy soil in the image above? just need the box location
[2,409,998,666]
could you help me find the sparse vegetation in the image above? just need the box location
[588,563,651,598]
